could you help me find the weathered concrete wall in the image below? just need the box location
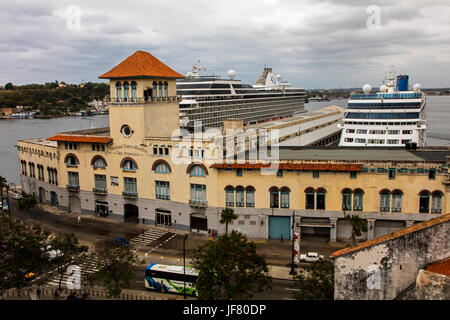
[334,218,450,300]
[415,270,450,300]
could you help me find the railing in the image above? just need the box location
[66,184,80,192]
[122,191,138,199]
[109,96,181,105]
[350,93,422,100]
[93,187,108,194]
[189,199,208,208]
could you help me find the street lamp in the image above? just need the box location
[183,234,188,299]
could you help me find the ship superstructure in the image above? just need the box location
[338,67,427,147]
[177,61,306,130]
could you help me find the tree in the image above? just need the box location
[219,207,237,235]
[292,260,334,300]
[48,233,89,290]
[192,231,272,300]
[18,195,37,211]
[89,241,137,298]
[0,216,53,293]
[345,214,368,246]
[0,176,6,205]
[4,83,13,90]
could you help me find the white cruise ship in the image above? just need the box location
[338,68,427,147]
[177,61,306,131]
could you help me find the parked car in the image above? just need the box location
[109,237,130,246]
[299,252,324,262]
[12,193,22,200]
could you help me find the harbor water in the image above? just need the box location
[0,96,449,186]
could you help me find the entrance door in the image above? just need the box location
[269,216,291,240]
[69,196,81,213]
[38,187,45,203]
[143,89,153,102]
[124,203,139,223]
[156,209,172,226]
[50,192,58,206]
[96,201,109,217]
[190,214,207,233]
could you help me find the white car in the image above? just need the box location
[12,193,22,200]
[299,252,324,262]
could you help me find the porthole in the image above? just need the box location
[121,124,133,138]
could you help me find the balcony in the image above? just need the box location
[93,187,108,195]
[122,191,138,200]
[189,199,208,208]
[109,96,181,105]
[66,184,80,192]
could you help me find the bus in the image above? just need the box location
[144,263,198,296]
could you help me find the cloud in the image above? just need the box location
[0,0,449,88]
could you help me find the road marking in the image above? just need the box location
[285,288,301,292]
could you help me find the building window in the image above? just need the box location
[158,81,163,97]
[419,190,430,213]
[190,165,205,177]
[94,174,107,192]
[236,186,245,207]
[155,181,170,200]
[124,177,137,195]
[277,170,283,177]
[380,189,390,212]
[313,171,319,179]
[350,172,357,179]
[115,82,122,102]
[155,162,169,174]
[392,190,403,212]
[353,189,364,211]
[152,82,157,97]
[388,168,396,179]
[225,186,235,207]
[305,187,315,209]
[280,187,290,209]
[68,172,79,188]
[428,169,436,180]
[164,81,168,97]
[131,82,137,101]
[245,186,255,208]
[164,148,169,156]
[342,188,352,211]
[66,155,78,167]
[122,159,136,172]
[270,187,279,208]
[431,191,443,213]
[153,147,158,155]
[123,82,129,101]
[236,169,243,177]
[190,184,206,205]
[316,188,326,210]
[93,157,106,169]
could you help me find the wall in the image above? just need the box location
[333,215,450,300]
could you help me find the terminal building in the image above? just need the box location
[16,51,450,242]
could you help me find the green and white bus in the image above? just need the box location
[144,263,198,296]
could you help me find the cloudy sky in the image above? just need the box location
[1,0,450,89]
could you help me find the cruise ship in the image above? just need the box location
[338,68,427,147]
[176,61,306,130]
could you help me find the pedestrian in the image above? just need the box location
[77,216,81,223]
[141,228,145,235]
[280,234,284,242]
[36,287,41,300]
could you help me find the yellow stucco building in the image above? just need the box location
[17,51,450,241]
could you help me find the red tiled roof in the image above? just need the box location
[426,258,450,277]
[47,135,112,144]
[210,163,363,172]
[331,213,450,258]
[98,51,185,79]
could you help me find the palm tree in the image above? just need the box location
[220,207,237,235]
[344,214,368,246]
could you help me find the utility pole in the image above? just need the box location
[289,210,297,275]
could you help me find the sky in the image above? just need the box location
[1,0,450,89]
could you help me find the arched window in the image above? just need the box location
[316,188,326,210]
[305,187,315,209]
[152,82,157,97]
[123,82,129,101]
[115,82,122,102]
[392,190,403,212]
[236,186,245,207]
[280,187,290,209]
[269,187,279,208]
[380,189,391,212]
[92,156,107,169]
[131,81,137,102]
[353,189,364,211]
[158,81,163,97]
[155,162,169,174]
[65,155,79,167]
[431,191,443,213]
[245,186,255,208]
[163,81,168,97]
[225,186,235,207]
[419,190,431,213]
[342,188,352,211]
[190,165,205,177]
[121,159,137,171]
